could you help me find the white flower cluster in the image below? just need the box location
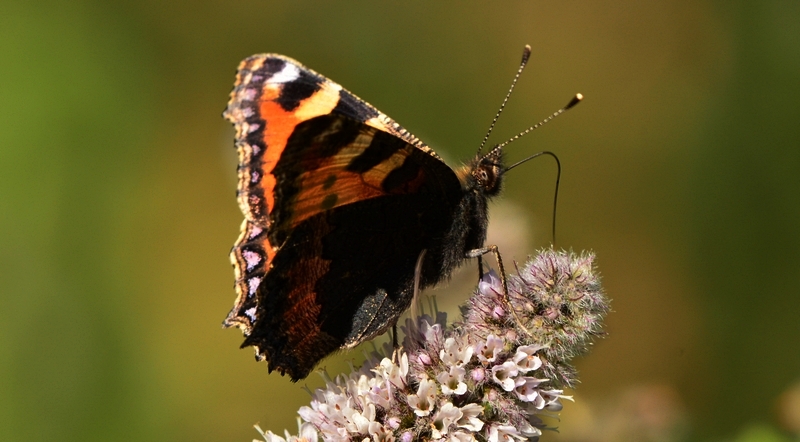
[254,249,607,442]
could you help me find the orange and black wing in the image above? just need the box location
[223,54,439,229]
[222,55,464,380]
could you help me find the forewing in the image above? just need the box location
[223,54,438,227]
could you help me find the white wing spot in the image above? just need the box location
[242,250,262,271]
[248,225,263,239]
[271,62,300,84]
[242,88,257,101]
[248,276,261,297]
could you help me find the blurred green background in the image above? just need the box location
[2,1,799,441]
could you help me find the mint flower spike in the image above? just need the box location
[257,248,609,442]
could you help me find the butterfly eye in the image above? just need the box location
[474,165,500,194]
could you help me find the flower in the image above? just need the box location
[437,366,468,396]
[430,402,462,439]
[252,249,609,442]
[513,345,544,373]
[448,431,477,442]
[440,336,475,367]
[487,424,526,442]
[470,366,485,383]
[407,376,437,416]
[254,419,319,442]
[457,404,485,432]
[491,361,519,392]
[475,334,504,365]
[374,353,409,389]
[514,377,547,406]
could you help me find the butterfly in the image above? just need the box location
[222,46,581,381]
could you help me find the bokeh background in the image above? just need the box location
[2,1,800,441]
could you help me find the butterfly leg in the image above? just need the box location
[466,245,508,297]
[466,245,530,334]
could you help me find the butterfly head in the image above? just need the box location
[470,148,504,197]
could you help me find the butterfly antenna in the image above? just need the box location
[506,151,561,245]
[499,94,582,245]
[488,94,583,156]
[477,45,533,154]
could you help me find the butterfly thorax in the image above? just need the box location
[423,151,504,288]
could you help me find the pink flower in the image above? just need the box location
[514,377,547,406]
[430,402,462,439]
[440,337,474,367]
[407,377,437,416]
[475,334,504,365]
[456,404,484,432]
[437,366,467,396]
[513,345,544,372]
[491,361,519,392]
[487,424,526,442]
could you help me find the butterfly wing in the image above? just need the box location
[223,54,440,228]
[223,55,464,380]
